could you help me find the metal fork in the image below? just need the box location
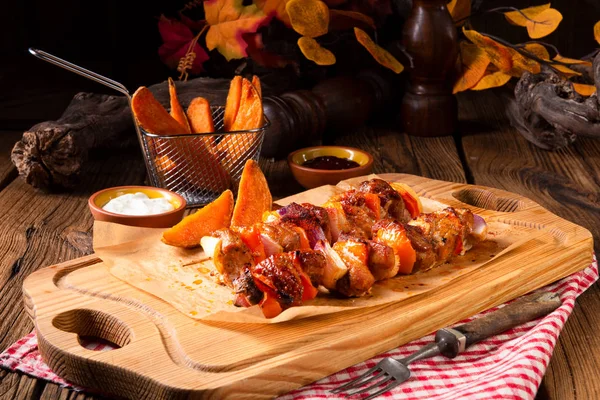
[331,291,562,399]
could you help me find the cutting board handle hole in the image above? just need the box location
[52,309,132,350]
[452,189,524,212]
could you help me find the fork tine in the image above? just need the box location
[346,374,393,396]
[330,365,381,393]
[362,379,404,400]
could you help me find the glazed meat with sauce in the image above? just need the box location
[358,178,410,222]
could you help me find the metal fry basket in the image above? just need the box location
[139,107,268,207]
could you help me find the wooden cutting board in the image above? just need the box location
[23,173,593,399]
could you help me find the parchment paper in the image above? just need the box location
[94,175,546,324]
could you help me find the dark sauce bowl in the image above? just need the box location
[287,146,374,189]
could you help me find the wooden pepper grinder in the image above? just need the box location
[400,0,458,136]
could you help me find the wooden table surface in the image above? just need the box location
[0,89,598,400]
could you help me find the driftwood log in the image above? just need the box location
[507,52,600,151]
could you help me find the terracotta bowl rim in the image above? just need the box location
[287,146,374,175]
[88,185,187,221]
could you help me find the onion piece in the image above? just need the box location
[471,214,488,241]
[314,240,348,290]
[200,236,221,259]
[260,234,283,256]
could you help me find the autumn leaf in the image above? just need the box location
[462,28,513,72]
[298,37,336,65]
[204,0,269,61]
[553,55,592,66]
[594,21,600,45]
[354,27,404,73]
[504,4,550,26]
[255,0,292,26]
[572,83,597,97]
[329,10,375,31]
[510,50,541,76]
[463,29,540,76]
[447,0,470,25]
[526,8,562,39]
[553,64,582,78]
[523,43,549,60]
[471,71,512,91]
[286,0,330,38]
[453,42,490,94]
[158,15,209,74]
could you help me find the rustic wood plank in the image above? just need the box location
[40,383,105,399]
[458,89,600,400]
[0,371,45,399]
[0,147,147,399]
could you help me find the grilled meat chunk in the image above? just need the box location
[293,250,326,287]
[366,240,396,281]
[278,202,328,247]
[258,223,302,252]
[333,240,375,297]
[211,229,263,304]
[253,253,305,308]
[358,178,409,222]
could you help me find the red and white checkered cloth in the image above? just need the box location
[2,255,597,399]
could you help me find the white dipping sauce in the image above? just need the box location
[102,192,174,216]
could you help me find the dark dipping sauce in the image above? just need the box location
[302,155,360,170]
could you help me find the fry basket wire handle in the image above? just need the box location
[28,48,131,98]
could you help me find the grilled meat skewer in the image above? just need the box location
[201,179,488,317]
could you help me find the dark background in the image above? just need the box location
[0,0,598,131]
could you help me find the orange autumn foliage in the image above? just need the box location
[298,37,336,65]
[504,4,550,27]
[162,189,234,248]
[471,71,512,91]
[447,0,470,25]
[168,78,192,134]
[572,83,597,97]
[462,28,513,73]
[231,159,272,227]
[525,8,562,39]
[354,28,404,74]
[204,0,268,61]
[553,64,582,78]
[286,0,330,38]
[523,43,550,60]
[453,42,490,94]
[132,87,187,135]
[187,97,215,134]
[553,55,592,66]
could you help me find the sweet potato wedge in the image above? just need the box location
[251,75,262,100]
[132,86,186,135]
[231,78,263,131]
[162,189,234,248]
[215,78,264,173]
[187,97,215,134]
[224,76,242,132]
[168,77,192,134]
[231,160,272,227]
